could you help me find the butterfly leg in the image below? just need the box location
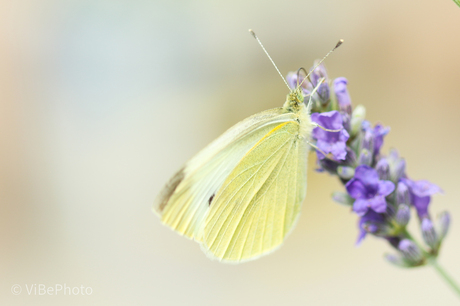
[305,139,329,157]
[311,122,343,132]
[305,139,342,162]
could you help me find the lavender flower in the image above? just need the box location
[333,77,352,115]
[286,62,453,274]
[311,111,349,160]
[345,165,395,215]
[356,209,387,245]
[361,121,390,158]
[401,178,442,219]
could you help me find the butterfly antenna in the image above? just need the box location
[305,77,325,112]
[298,39,344,89]
[249,29,291,91]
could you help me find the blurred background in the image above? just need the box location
[1,0,460,305]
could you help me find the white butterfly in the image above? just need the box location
[154,31,343,263]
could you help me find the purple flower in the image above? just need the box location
[311,111,350,160]
[361,121,390,157]
[346,165,395,216]
[356,209,386,245]
[401,178,442,218]
[373,124,390,155]
[333,77,352,115]
[288,61,452,264]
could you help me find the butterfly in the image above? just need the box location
[153,31,343,263]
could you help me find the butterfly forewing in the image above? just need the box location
[153,109,298,240]
[202,121,308,262]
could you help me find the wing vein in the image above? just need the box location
[205,134,293,245]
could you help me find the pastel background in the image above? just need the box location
[1,0,460,305]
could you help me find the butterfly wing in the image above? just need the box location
[154,108,298,240]
[201,121,308,262]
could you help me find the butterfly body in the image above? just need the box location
[154,88,313,262]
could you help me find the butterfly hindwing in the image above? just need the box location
[153,108,298,240]
[201,121,308,262]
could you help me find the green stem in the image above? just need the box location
[428,257,460,298]
[454,0,460,8]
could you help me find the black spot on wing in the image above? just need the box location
[208,193,215,206]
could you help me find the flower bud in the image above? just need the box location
[350,105,366,136]
[317,158,338,175]
[358,149,372,166]
[372,124,390,157]
[387,237,401,249]
[332,191,354,206]
[396,181,410,205]
[385,204,396,218]
[392,159,406,182]
[388,149,406,182]
[376,158,390,180]
[318,84,330,106]
[398,239,423,263]
[344,147,357,167]
[341,112,351,134]
[385,253,411,267]
[361,130,374,153]
[337,166,355,180]
[421,218,438,249]
[395,204,410,227]
[333,77,352,115]
[436,211,450,240]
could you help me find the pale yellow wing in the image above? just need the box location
[153,108,298,240]
[201,121,308,262]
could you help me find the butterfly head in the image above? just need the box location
[283,87,305,113]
